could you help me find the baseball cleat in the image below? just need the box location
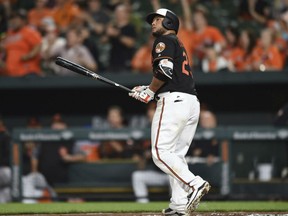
[162,207,185,216]
[185,181,211,215]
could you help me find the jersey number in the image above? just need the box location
[182,51,191,76]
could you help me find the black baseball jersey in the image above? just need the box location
[152,33,197,96]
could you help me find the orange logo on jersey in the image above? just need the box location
[155,42,166,53]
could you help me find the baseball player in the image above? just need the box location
[129,8,210,216]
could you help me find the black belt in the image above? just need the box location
[155,91,196,101]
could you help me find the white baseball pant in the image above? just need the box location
[151,92,200,212]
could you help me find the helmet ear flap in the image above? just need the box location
[166,20,172,27]
[162,11,179,33]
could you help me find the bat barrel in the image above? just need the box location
[55,57,133,93]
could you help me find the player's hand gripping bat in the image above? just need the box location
[55,57,133,93]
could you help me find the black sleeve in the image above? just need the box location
[152,36,175,65]
[152,36,175,81]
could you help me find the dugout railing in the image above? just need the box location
[11,126,288,201]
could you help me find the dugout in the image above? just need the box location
[10,126,288,201]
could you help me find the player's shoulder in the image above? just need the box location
[154,34,178,44]
[153,34,178,51]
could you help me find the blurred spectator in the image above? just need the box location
[251,28,283,71]
[28,0,53,29]
[177,0,195,66]
[38,114,72,185]
[131,102,169,203]
[106,105,127,129]
[201,42,228,73]
[79,0,110,36]
[0,9,42,77]
[199,104,217,129]
[191,5,226,68]
[22,141,56,203]
[22,117,56,203]
[267,18,288,67]
[55,27,97,76]
[40,17,66,74]
[131,35,154,73]
[53,1,104,71]
[101,3,137,72]
[239,0,273,24]
[79,27,103,71]
[74,0,111,71]
[51,113,99,163]
[58,143,87,163]
[236,28,258,72]
[99,105,127,159]
[222,25,243,72]
[99,105,138,159]
[51,113,67,130]
[188,104,220,166]
[71,140,101,162]
[0,117,11,203]
[52,0,81,33]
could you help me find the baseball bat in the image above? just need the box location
[55,57,133,93]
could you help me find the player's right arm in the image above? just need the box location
[149,76,165,93]
[129,36,175,103]
[152,36,176,82]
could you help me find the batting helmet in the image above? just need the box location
[146,8,180,34]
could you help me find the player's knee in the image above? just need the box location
[151,148,167,162]
[152,154,162,168]
[151,148,159,160]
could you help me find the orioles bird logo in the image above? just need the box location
[155,42,166,53]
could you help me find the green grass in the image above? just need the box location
[0,201,287,215]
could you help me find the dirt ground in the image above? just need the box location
[7,213,288,216]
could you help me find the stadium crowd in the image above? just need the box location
[0,0,288,77]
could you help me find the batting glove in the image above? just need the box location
[129,85,148,97]
[130,87,155,103]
